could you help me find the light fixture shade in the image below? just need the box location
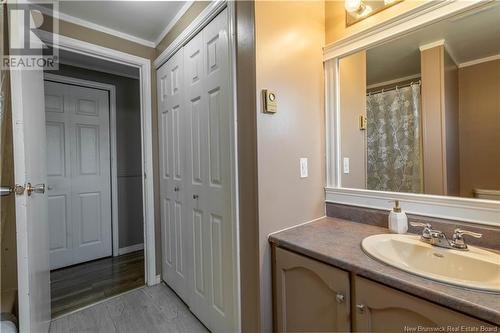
[345,0,362,13]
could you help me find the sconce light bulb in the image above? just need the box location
[345,0,362,13]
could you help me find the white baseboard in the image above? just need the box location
[117,243,144,256]
[155,275,161,285]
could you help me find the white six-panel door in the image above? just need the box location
[158,48,190,300]
[45,81,112,270]
[158,8,235,332]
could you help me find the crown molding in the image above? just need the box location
[154,0,227,69]
[323,0,486,61]
[459,53,500,68]
[155,1,194,46]
[419,39,445,51]
[30,2,194,49]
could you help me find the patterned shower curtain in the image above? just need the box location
[366,83,422,193]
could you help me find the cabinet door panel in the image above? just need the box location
[274,247,351,332]
[354,276,492,332]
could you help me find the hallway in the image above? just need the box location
[49,283,209,333]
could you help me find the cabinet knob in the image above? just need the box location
[174,186,179,192]
[356,304,365,313]
[193,194,199,199]
[335,293,345,304]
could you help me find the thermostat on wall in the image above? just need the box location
[262,89,277,114]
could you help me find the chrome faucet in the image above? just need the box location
[410,222,482,251]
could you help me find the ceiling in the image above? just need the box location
[50,1,191,46]
[366,2,500,85]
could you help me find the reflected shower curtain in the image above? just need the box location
[366,83,422,193]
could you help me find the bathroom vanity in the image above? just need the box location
[270,217,499,332]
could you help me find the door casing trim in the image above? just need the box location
[37,30,156,286]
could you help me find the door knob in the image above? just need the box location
[1,184,27,196]
[26,183,45,196]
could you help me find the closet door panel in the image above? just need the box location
[45,82,73,269]
[202,8,234,333]
[184,32,212,327]
[158,49,189,300]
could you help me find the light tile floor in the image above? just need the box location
[49,283,209,333]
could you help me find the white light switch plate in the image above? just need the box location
[343,157,350,174]
[300,158,308,178]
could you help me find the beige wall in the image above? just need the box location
[325,0,426,44]
[339,50,367,188]
[458,59,500,197]
[255,1,325,331]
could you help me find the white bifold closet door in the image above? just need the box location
[158,8,235,333]
[45,81,112,270]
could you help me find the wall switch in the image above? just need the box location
[300,158,308,178]
[343,157,350,174]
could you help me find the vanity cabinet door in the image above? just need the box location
[354,276,492,332]
[273,247,351,332]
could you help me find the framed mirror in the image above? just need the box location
[325,1,500,225]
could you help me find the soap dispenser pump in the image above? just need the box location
[388,200,408,234]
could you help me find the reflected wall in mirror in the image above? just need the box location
[339,2,500,200]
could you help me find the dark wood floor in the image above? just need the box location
[50,250,145,318]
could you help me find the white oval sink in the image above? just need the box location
[362,234,500,292]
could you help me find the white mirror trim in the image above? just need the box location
[324,0,500,226]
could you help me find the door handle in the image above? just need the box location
[1,184,27,196]
[26,183,45,196]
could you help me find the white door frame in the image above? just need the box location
[43,73,124,260]
[37,30,156,286]
[155,0,241,330]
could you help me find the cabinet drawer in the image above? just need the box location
[273,246,351,332]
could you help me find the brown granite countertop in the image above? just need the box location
[269,217,500,325]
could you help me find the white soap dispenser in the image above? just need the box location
[388,200,408,234]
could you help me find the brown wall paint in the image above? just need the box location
[458,59,500,197]
[421,45,446,195]
[255,1,325,331]
[155,2,210,57]
[325,0,425,45]
[234,2,261,331]
[1,4,18,296]
[443,49,460,196]
[339,51,367,189]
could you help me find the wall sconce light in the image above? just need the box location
[345,0,404,26]
[345,0,373,17]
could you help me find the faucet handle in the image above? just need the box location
[453,228,482,238]
[410,222,431,229]
[451,229,482,250]
[410,222,432,239]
